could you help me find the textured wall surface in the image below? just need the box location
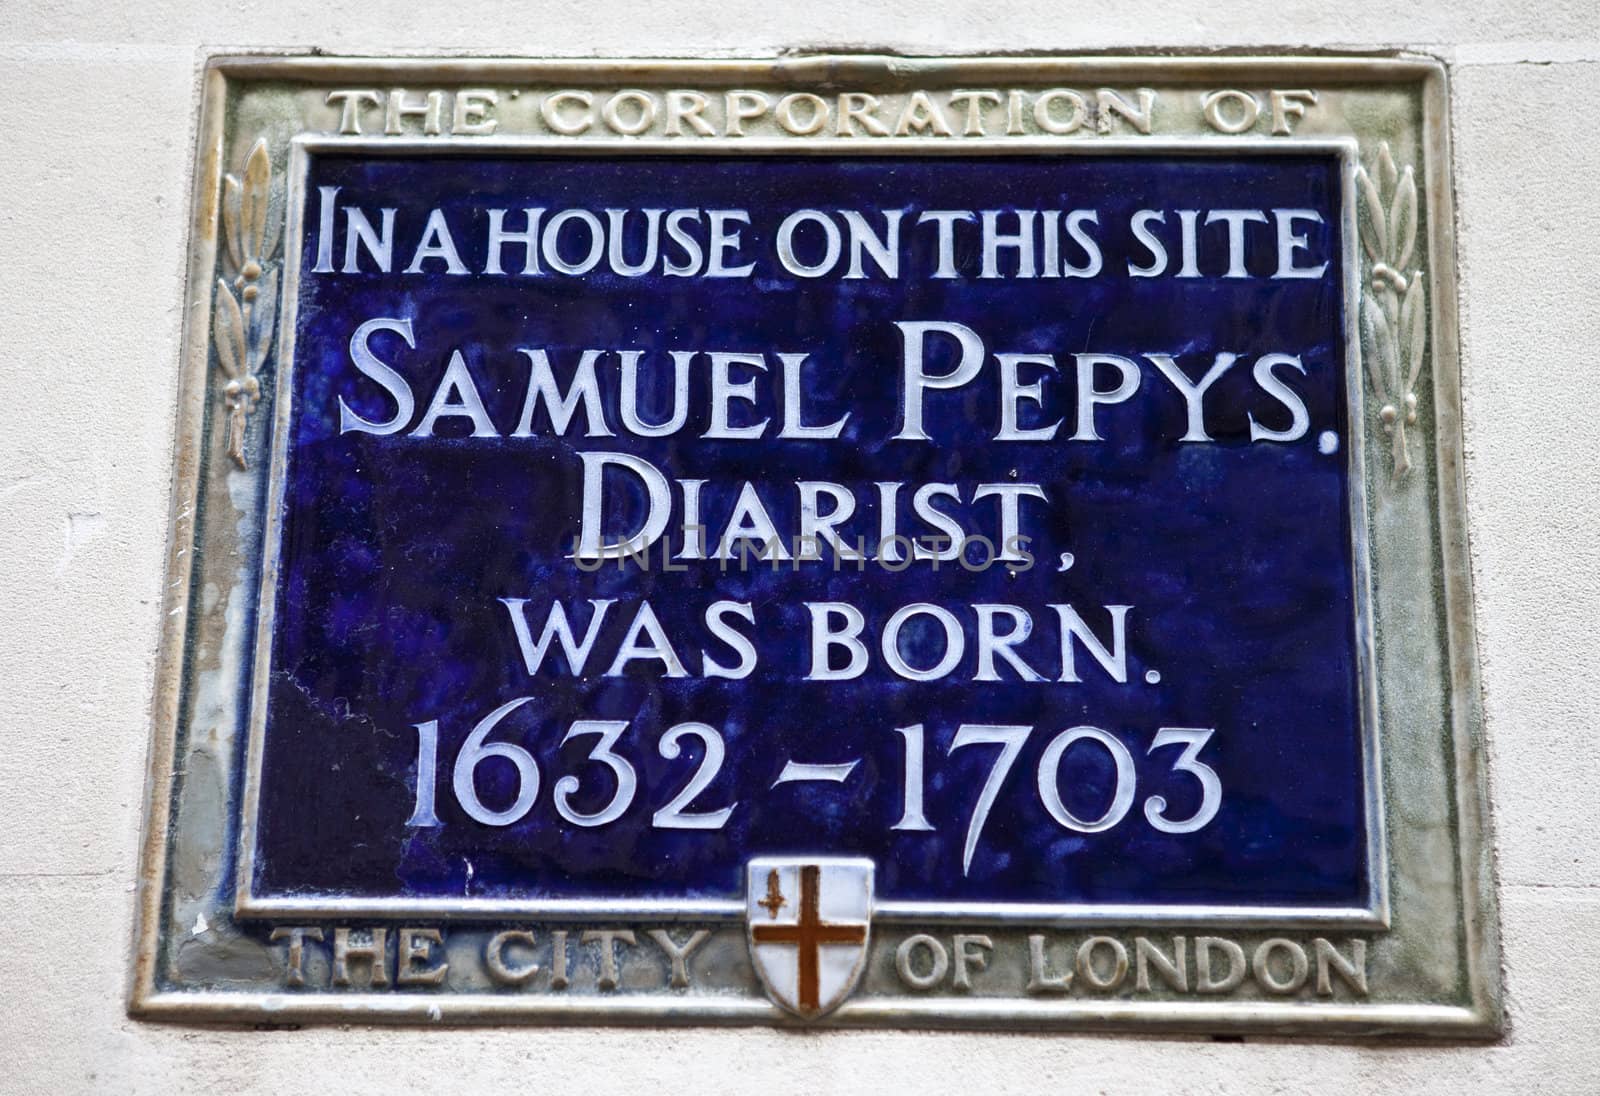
[1,3,1597,1092]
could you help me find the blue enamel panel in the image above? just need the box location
[247,151,1368,911]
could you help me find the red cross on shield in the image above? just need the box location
[746,857,874,1019]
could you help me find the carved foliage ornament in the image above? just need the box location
[1356,141,1427,481]
[212,138,282,469]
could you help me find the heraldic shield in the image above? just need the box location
[746,857,874,1019]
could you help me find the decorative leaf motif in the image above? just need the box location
[213,279,244,377]
[211,137,281,470]
[1401,272,1426,395]
[1357,142,1429,483]
[221,176,243,274]
[260,185,283,263]
[1391,166,1417,273]
[1360,293,1393,403]
[241,138,271,262]
[1355,166,1386,264]
[248,269,279,364]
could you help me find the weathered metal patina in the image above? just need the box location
[130,54,1499,1035]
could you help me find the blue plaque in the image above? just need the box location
[239,149,1376,921]
[134,58,1500,1035]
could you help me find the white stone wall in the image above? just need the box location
[2,3,1596,1091]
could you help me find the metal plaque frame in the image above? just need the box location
[130,53,1500,1037]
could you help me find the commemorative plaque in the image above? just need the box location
[131,55,1501,1035]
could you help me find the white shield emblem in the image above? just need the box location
[746,857,873,1019]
